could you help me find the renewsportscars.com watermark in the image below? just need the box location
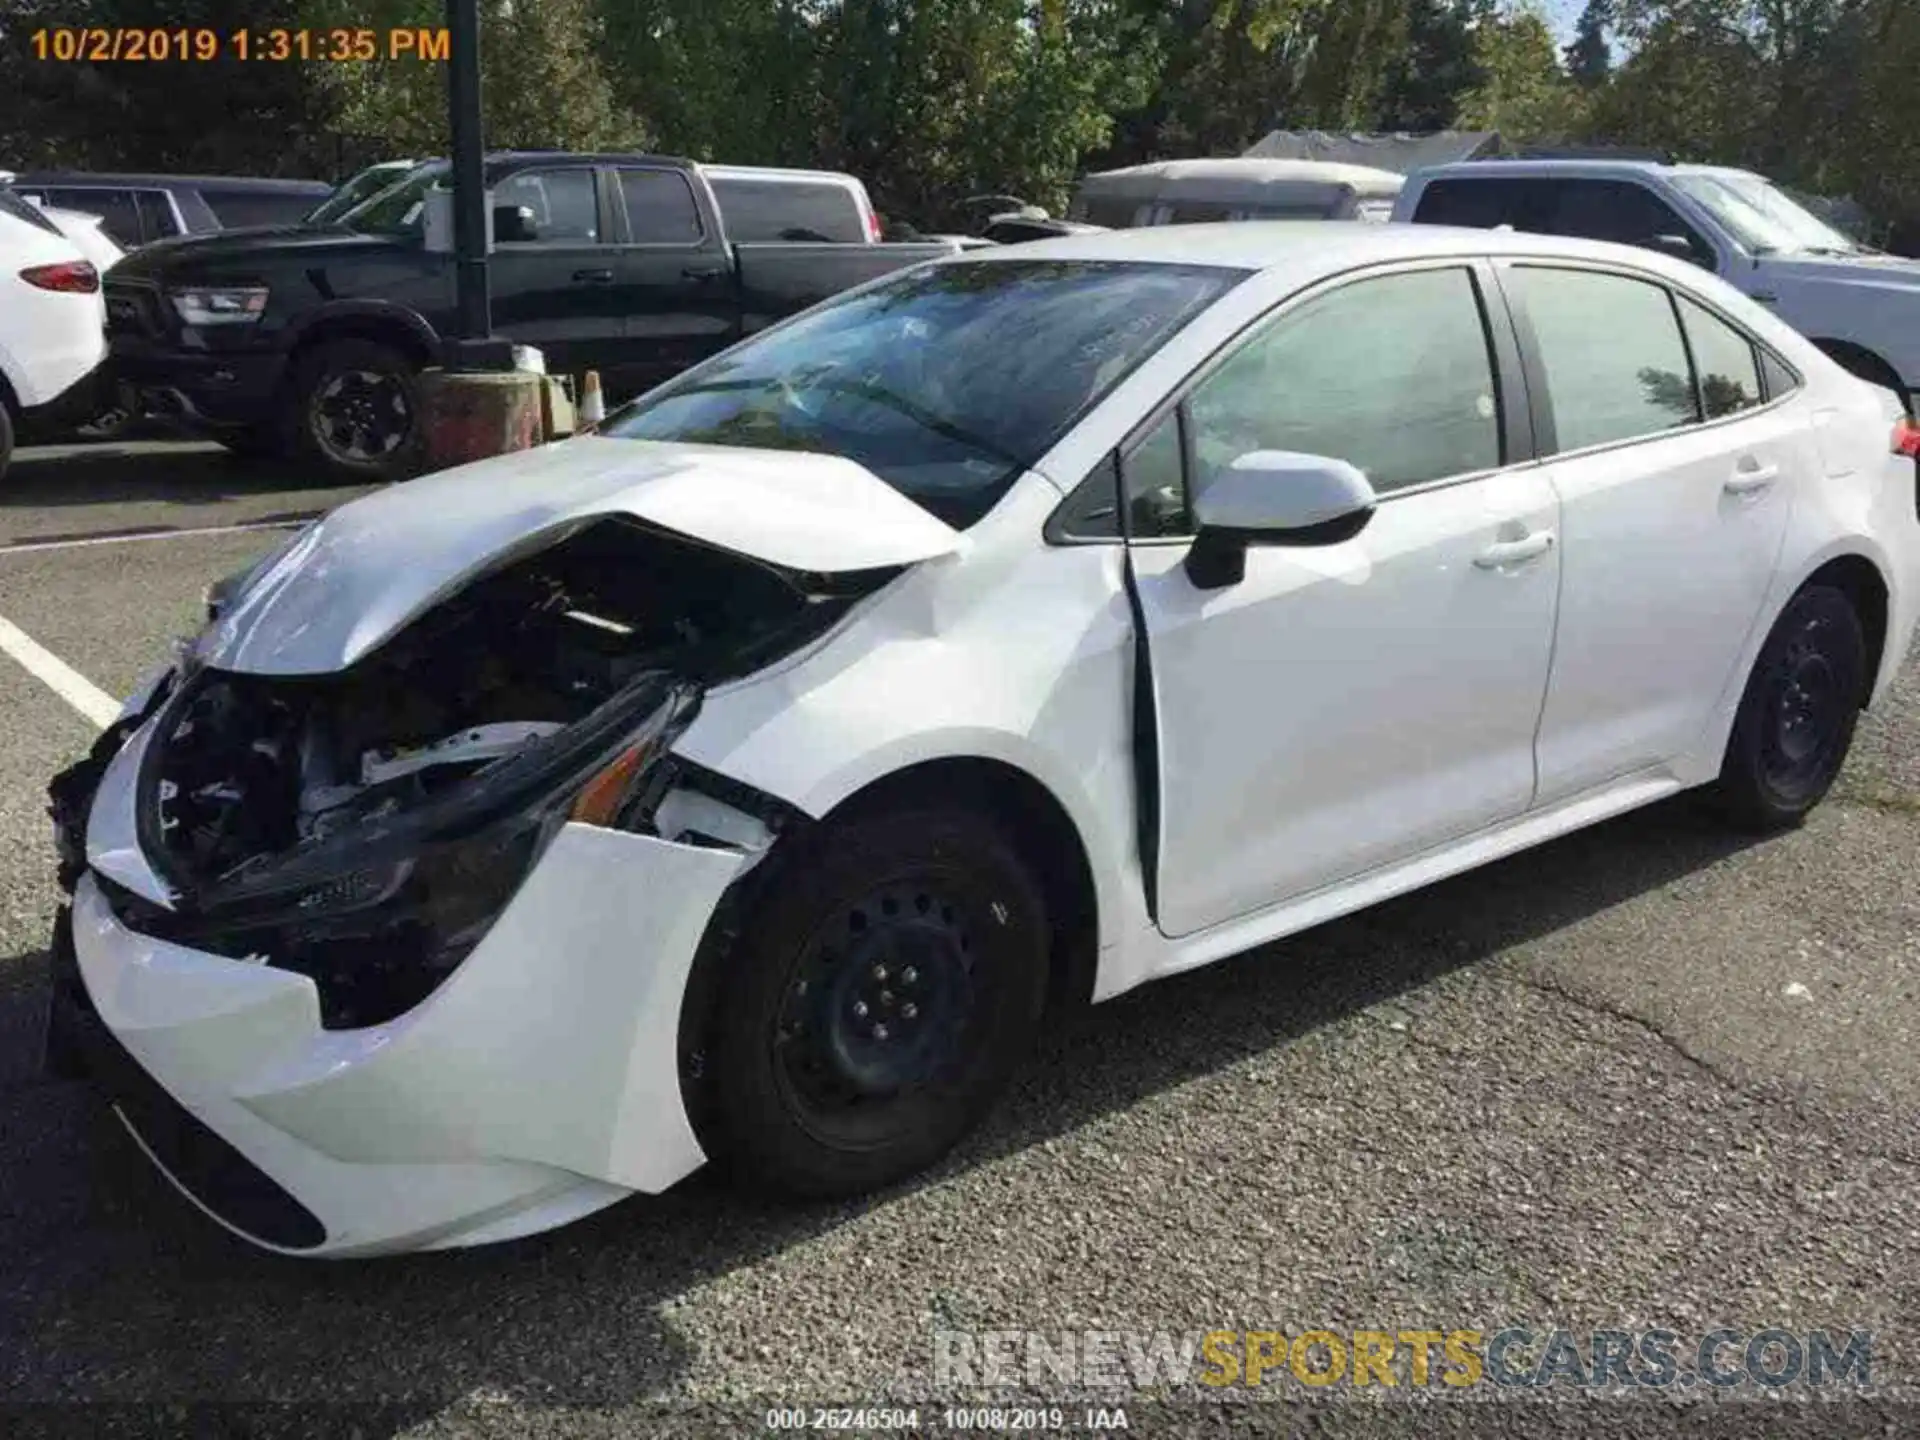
[934,1327,1874,1392]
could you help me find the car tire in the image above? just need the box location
[707,807,1050,1199]
[1712,584,1867,831]
[285,338,423,483]
[0,398,13,484]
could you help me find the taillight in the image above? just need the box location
[864,208,883,243]
[1894,416,1920,459]
[20,260,99,293]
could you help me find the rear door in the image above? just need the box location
[486,164,620,377]
[1507,261,1800,805]
[607,165,737,397]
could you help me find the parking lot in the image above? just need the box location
[2,439,1919,1431]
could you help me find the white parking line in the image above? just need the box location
[1,516,312,554]
[0,615,118,729]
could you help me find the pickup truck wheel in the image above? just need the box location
[1712,585,1866,831]
[708,808,1049,1199]
[287,338,423,482]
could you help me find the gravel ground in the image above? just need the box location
[0,443,1916,1437]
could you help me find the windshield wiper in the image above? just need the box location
[808,377,1030,472]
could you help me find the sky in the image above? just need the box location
[1544,0,1586,45]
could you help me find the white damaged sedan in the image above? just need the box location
[48,224,1920,1255]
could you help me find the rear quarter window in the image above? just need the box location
[1412,177,1553,229]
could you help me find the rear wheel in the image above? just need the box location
[708,808,1050,1198]
[1712,585,1867,831]
[285,338,423,482]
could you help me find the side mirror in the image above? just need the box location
[1184,450,1376,590]
[493,203,537,243]
[1647,232,1712,268]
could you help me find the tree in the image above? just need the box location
[305,0,646,166]
[1379,0,1497,131]
[1454,0,1586,137]
[1564,0,1611,85]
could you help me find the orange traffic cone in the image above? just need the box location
[579,370,605,431]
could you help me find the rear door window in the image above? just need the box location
[46,187,142,247]
[709,175,863,243]
[1675,296,1763,419]
[1512,266,1699,450]
[618,168,704,244]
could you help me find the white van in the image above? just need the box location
[1067,158,1404,228]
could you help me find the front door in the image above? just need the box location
[486,164,622,377]
[1504,264,1799,803]
[1131,263,1563,937]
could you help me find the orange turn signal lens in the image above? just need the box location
[570,742,653,827]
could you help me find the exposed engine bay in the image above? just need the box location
[154,516,859,888]
[101,517,879,1027]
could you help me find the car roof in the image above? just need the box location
[702,165,860,186]
[1084,157,1405,189]
[952,218,1716,280]
[12,171,332,193]
[1408,158,1760,184]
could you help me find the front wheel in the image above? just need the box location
[1712,584,1867,831]
[0,399,13,484]
[286,338,423,482]
[707,808,1050,1199]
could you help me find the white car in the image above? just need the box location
[0,189,107,477]
[48,224,1920,1256]
[38,201,125,273]
[1395,160,1920,409]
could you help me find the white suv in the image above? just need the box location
[1394,160,1920,409]
[0,188,108,479]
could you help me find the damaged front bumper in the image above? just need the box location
[47,673,753,1257]
[52,813,745,1256]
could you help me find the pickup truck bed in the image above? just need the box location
[102,151,966,480]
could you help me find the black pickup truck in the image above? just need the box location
[103,152,963,479]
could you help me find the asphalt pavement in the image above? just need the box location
[1,440,1918,1436]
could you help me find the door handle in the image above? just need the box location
[1724,462,1779,495]
[682,264,727,282]
[1473,531,1555,569]
[571,268,614,284]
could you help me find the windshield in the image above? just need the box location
[339,161,448,235]
[601,258,1244,528]
[309,165,416,225]
[1670,173,1864,256]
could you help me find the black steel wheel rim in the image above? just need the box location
[773,878,984,1142]
[311,368,411,464]
[1759,618,1847,796]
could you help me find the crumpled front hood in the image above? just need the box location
[195,437,961,676]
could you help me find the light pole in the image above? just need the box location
[443,0,509,370]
